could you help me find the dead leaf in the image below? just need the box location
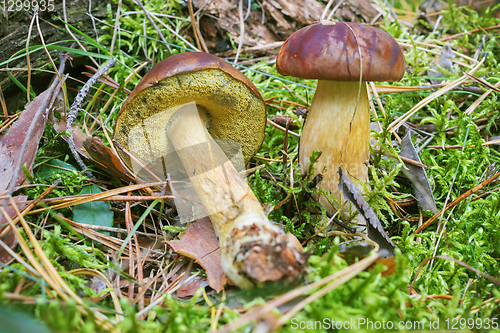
[0,84,61,192]
[167,217,226,292]
[176,275,209,297]
[375,256,397,276]
[337,167,396,257]
[0,195,28,263]
[82,137,136,183]
[193,0,323,53]
[336,0,382,23]
[400,131,438,214]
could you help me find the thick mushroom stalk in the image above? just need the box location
[300,80,370,217]
[114,52,307,288]
[167,104,305,288]
[276,22,405,223]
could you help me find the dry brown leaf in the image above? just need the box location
[176,275,210,297]
[167,217,226,292]
[338,167,396,257]
[0,195,28,263]
[0,85,60,191]
[193,0,323,52]
[82,136,136,182]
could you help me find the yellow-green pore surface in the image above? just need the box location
[114,68,266,180]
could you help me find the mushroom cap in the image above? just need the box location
[276,22,405,82]
[113,52,266,179]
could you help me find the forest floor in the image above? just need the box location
[0,0,500,332]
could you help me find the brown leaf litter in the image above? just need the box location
[167,217,226,293]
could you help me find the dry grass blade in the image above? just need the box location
[387,57,486,133]
[465,80,500,115]
[66,219,164,258]
[397,39,479,64]
[214,254,380,333]
[372,84,450,93]
[410,256,500,292]
[412,169,500,234]
[439,23,500,42]
[276,253,376,326]
[135,271,201,318]
[28,182,167,214]
[70,268,124,322]
[135,0,173,55]
[1,203,115,330]
[267,118,300,137]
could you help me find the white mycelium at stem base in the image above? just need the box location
[299,80,370,218]
[167,105,305,288]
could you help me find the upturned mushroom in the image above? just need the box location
[114,52,306,288]
[276,21,405,222]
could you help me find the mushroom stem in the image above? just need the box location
[300,80,370,218]
[167,105,305,288]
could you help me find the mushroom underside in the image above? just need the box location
[114,68,266,181]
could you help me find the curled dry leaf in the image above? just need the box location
[50,91,135,183]
[400,131,438,214]
[176,275,210,298]
[82,137,136,183]
[0,85,60,191]
[337,167,397,257]
[192,0,323,51]
[167,217,226,293]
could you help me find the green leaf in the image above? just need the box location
[0,305,51,333]
[73,185,113,235]
[46,45,113,59]
[37,159,77,180]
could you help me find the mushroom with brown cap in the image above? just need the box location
[276,21,405,223]
[114,52,306,288]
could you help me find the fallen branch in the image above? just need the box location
[66,58,117,177]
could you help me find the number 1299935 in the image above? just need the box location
[2,0,55,12]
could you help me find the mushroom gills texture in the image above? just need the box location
[300,80,370,220]
[114,68,265,181]
[166,102,306,288]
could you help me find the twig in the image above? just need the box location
[36,9,67,116]
[134,0,173,55]
[234,0,245,64]
[0,85,8,118]
[26,7,37,102]
[267,118,300,137]
[66,58,117,177]
[214,254,379,333]
[187,0,207,52]
[439,23,500,42]
[63,0,100,68]
[109,0,122,55]
[412,169,500,234]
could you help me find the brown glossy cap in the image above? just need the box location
[113,52,266,178]
[276,22,405,82]
[119,52,263,113]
